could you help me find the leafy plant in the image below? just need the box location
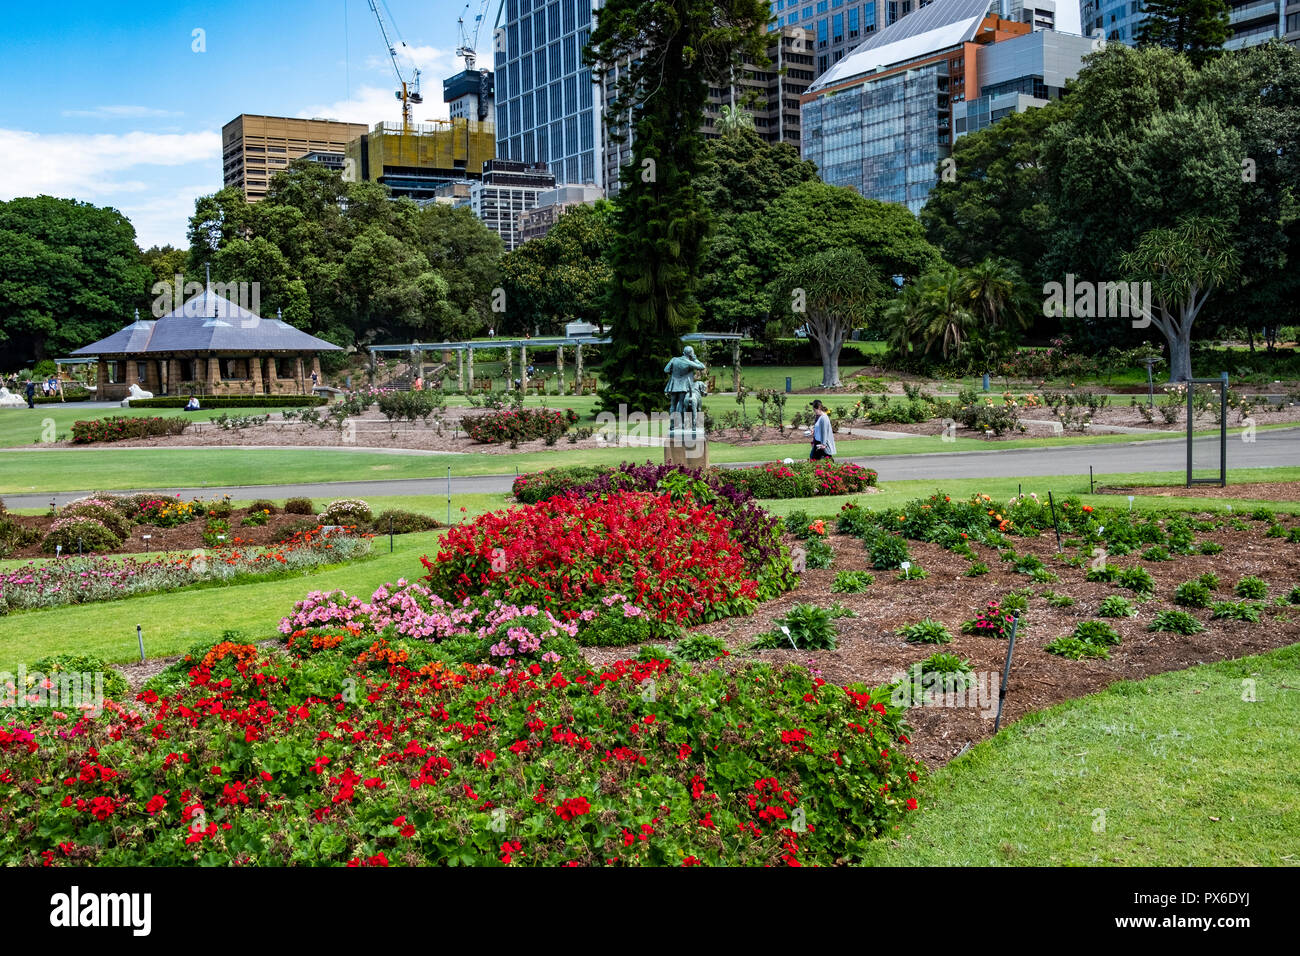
[1071,620,1121,646]
[673,634,730,663]
[803,537,834,570]
[966,561,990,577]
[1045,635,1110,660]
[753,603,839,651]
[1148,609,1205,635]
[1209,601,1262,623]
[1198,571,1220,590]
[1096,595,1137,618]
[1044,591,1076,608]
[897,619,953,645]
[831,570,874,593]
[1234,576,1268,599]
[1115,565,1156,597]
[1141,545,1170,561]
[1173,580,1213,608]
[867,534,911,570]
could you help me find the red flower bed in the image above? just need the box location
[462,408,579,444]
[71,416,189,444]
[422,490,757,623]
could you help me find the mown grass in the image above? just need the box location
[858,644,1300,866]
[1,424,1282,494]
[0,530,445,669]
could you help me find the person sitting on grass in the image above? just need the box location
[185,395,201,411]
[810,399,836,462]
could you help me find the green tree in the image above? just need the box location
[919,102,1065,284]
[718,104,755,136]
[694,129,819,328]
[883,266,978,363]
[1135,0,1230,67]
[587,0,771,414]
[767,248,886,386]
[0,196,151,364]
[1119,217,1239,382]
[499,201,614,335]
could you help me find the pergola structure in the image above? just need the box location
[70,292,341,400]
[371,332,748,395]
[368,336,611,395]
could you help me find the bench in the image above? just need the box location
[527,378,547,393]
[473,378,494,392]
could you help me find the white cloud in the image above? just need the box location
[297,82,451,127]
[0,128,220,201]
[0,128,220,247]
[61,105,184,120]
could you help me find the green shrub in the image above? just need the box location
[0,514,41,559]
[241,508,272,527]
[320,498,373,527]
[966,561,990,577]
[1096,595,1137,618]
[1045,592,1076,608]
[753,603,839,651]
[1000,589,1032,615]
[22,653,130,705]
[867,534,910,570]
[1286,528,1300,544]
[1149,609,1205,634]
[71,416,189,444]
[904,653,974,694]
[374,509,440,535]
[1072,620,1121,646]
[1288,586,1300,605]
[830,570,874,593]
[276,518,321,543]
[1141,545,1170,561]
[673,634,730,663]
[575,608,675,648]
[1086,564,1118,583]
[1210,601,1262,623]
[247,499,278,515]
[783,510,812,537]
[897,619,953,644]
[42,517,122,554]
[1013,554,1045,574]
[1234,576,1268,599]
[58,501,132,540]
[1116,565,1156,597]
[1030,568,1060,584]
[835,504,878,538]
[896,564,927,581]
[1173,580,1213,608]
[283,497,315,515]
[1198,571,1220,591]
[803,538,834,570]
[1045,636,1110,660]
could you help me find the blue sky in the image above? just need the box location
[0,0,493,248]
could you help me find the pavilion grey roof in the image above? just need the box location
[71,290,342,356]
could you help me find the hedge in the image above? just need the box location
[129,395,327,408]
[71,416,189,444]
[33,388,92,404]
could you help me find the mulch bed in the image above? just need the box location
[1099,482,1300,502]
[588,522,1300,769]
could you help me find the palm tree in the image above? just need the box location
[718,104,755,137]
[961,257,1032,333]
[917,266,975,360]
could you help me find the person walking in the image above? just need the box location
[810,400,836,462]
[24,379,36,408]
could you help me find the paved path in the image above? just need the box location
[4,428,1296,510]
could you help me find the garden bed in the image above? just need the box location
[640,522,1300,770]
[1098,482,1300,501]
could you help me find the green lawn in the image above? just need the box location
[1,424,1281,495]
[0,529,447,668]
[858,644,1300,866]
[0,404,316,449]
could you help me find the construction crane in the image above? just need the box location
[456,0,491,71]
[367,0,422,126]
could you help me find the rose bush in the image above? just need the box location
[463,408,578,444]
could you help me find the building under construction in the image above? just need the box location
[345,119,496,202]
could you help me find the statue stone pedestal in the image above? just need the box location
[664,432,708,470]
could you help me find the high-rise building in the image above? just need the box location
[345,119,497,202]
[470,159,557,250]
[517,183,605,242]
[768,1,887,79]
[1079,0,1297,49]
[222,115,369,201]
[704,27,816,146]
[493,0,603,189]
[801,0,1094,213]
[445,68,497,123]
